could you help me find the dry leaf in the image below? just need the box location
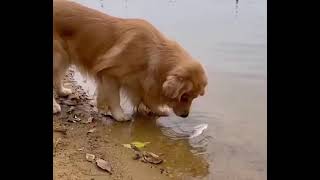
[129,144,163,164]
[122,141,150,149]
[96,158,112,173]
[142,152,163,164]
[86,153,95,162]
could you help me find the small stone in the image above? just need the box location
[73,115,81,121]
[86,153,95,162]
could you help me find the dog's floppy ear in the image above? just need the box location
[162,75,186,100]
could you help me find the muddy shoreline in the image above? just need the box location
[53,68,174,180]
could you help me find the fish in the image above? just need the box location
[189,123,208,138]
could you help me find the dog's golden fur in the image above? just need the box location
[53,0,207,121]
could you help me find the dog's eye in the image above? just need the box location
[180,93,189,102]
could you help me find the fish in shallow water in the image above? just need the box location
[189,124,208,138]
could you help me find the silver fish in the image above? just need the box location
[189,124,208,138]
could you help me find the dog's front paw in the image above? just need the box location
[113,113,132,122]
[136,103,152,115]
[53,102,61,114]
[58,87,72,97]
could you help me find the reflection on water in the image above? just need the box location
[235,0,239,17]
[71,0,267,179]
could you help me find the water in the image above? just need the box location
[71,0,267,179]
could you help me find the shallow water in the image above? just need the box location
[72,0,267,179]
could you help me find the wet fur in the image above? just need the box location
[53,0,207,121]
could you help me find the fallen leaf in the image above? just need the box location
[129,144,163,165]
[96,158,112,173]
[142,151,163,164]
[122,141,150,149]
[86,153,95,162]
[131,141,150,148]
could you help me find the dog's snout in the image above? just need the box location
[180,112,189,118]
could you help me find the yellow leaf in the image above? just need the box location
[122,141,150,149]
[131,141,150,148]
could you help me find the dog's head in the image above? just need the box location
[162,61,207,118]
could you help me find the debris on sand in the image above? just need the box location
[130,144,163,165]
[86,153,96,162]
[141,151,163,164]
[84,153,112,174]
[87,128,97,134]
[73,115,81,122]
[96,158,112,174]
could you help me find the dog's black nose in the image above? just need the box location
[180,113,189,118]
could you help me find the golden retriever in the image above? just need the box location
[53,0,208,121]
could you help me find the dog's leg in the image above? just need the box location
[53,51,72,97]
[96,84,110,115]
[97,76,131,122]
[53,42,71,114]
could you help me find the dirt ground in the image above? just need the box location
[53,69,173,180]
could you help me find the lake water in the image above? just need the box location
[72,0,267,179]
